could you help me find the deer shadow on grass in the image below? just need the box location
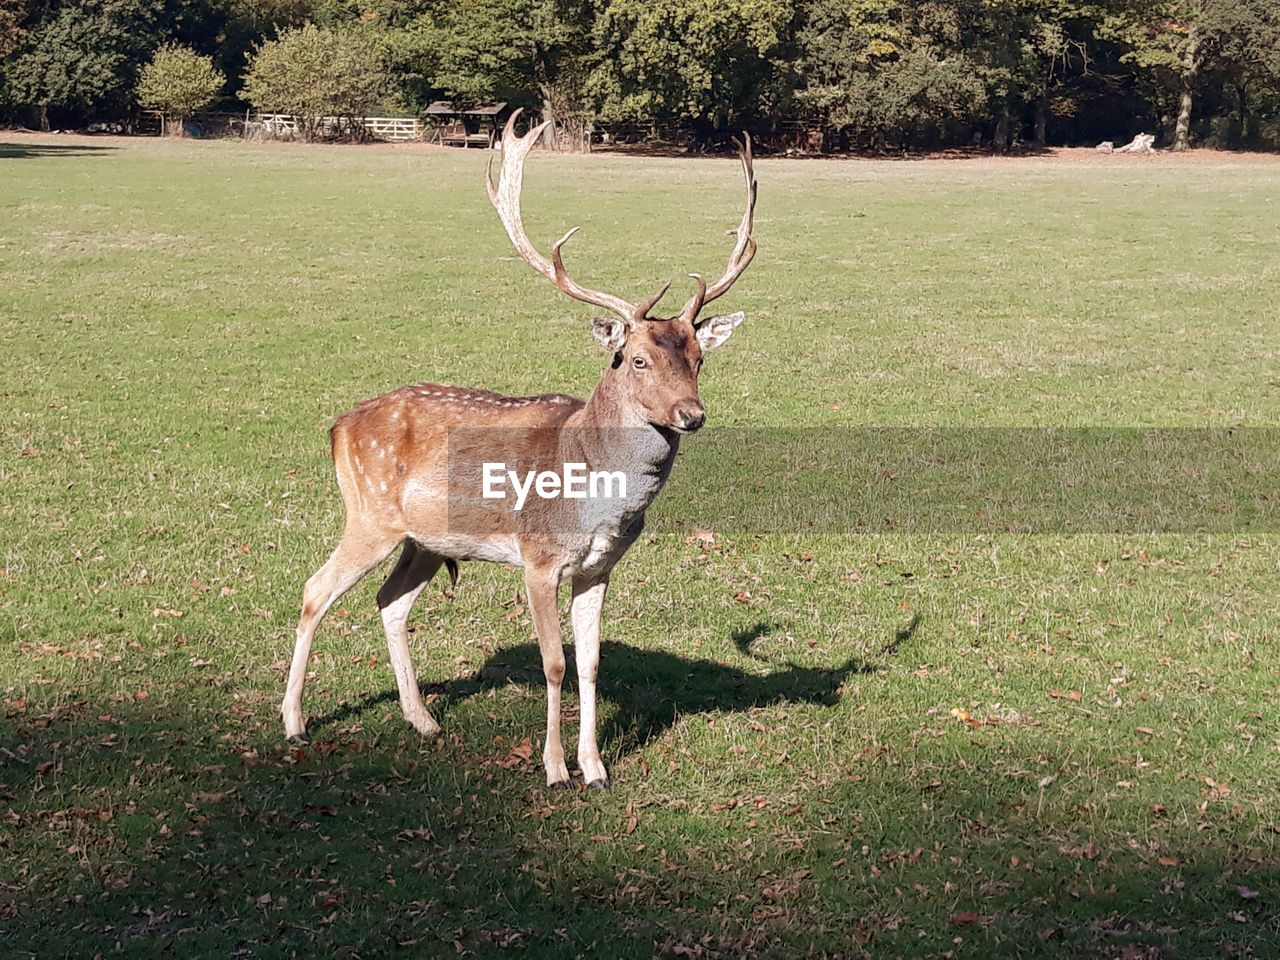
[313,617,919,754]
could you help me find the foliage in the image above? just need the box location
[135,43,224,132]
[241,22,391,139]
[588,0,794,130]
[403,0,596,148]
[4,0,1280,150]
[0,0,24,60]
[0,0,161,126]
[797,0,987,149]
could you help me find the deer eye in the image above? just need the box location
[632,356,648,370]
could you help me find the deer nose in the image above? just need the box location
[674,400,706,433]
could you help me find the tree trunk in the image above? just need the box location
[1032,95,1048,148]
[38,104,49,132]
[1237,81,1250,145]
[539,87,559,151]
[1173,26,1199,152]
[993,111,1009,154]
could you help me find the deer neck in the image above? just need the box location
[562,364,680,489]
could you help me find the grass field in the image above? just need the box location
[2,133,1279,959]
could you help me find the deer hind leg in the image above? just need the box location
[377,541,447,737]
[570,575,610,789]
[282,529,398,741]
[524,564,569,788]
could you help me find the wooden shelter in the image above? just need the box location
[425,101,509,148]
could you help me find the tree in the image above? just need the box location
[1209,0,1280,146]
[796,0,985,150]
[241,23,392,140]
[588,0,793,139]
[135,43,223,133]
[1098,0,1202,149]
[0,0,25,60]
[1,0,161,128]
[398,0,597,150]
[1095,0,1277,150]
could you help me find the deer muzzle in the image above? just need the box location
[672,399,706,434]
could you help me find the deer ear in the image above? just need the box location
[592,317,629,352]
[695,311,744,351]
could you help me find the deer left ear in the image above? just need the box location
[695,311,745,351]
[592,317,629,352]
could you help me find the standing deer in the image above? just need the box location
[282,112,757,789]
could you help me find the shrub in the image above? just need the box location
[136,44,224,135]
[241,24,390,141]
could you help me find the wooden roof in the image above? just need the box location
[424,101,508,117]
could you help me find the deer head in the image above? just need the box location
[487,111,756,434]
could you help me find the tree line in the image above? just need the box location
[2,0,1278,151]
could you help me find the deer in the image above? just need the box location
[281,111,757,790]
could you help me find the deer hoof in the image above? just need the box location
[587,778,612,791]
[548,779,572,791]
[287,733,309,745]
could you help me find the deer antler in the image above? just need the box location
[679,134,758,327]
[487,110,669,324]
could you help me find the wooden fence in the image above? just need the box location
[140,110,427,142]
[362,116,424,141]
[255,113,425,142]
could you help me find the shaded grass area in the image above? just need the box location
[2,134,1279,958]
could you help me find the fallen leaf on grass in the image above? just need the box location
[498,738,533,769]
[1060,842,1100,860]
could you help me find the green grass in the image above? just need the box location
[2,134,1279,958]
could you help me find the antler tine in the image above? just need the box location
[487,108,639,323]
[689,133,759,327]
[636,279,673,319]
[678,273,707,324]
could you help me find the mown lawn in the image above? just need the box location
[1,133,1278,959]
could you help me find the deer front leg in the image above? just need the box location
[570,575,610,789]
[524,565,570,788]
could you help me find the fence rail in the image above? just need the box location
[255,113,425,142]
[362,116,424,141]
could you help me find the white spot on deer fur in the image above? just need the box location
[355,456,364,473]
[379,448,386,458]
[380,481,388,492]
[370,439,378,449]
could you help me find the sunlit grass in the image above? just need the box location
[1,134,1279,958]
